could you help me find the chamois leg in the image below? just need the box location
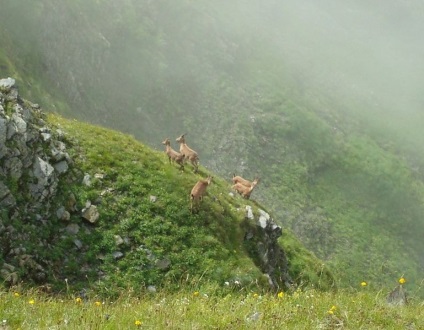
[190,158,198,173]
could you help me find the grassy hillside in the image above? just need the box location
[1,0,423,296]
[1,110,332,295]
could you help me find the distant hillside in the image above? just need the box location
[1,1,423,295]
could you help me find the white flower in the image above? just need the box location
[224,281,230,286]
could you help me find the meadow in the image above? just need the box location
[1,278,422,329]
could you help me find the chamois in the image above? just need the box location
[232,174,260,188]
[162,138,184,171]
[190,175,213,213]
[176,133,199,173]
[232,177,259,199]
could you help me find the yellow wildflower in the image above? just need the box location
[193,291,199,296]
[135,320,142,326]
[399,277,406,284]
[361,281,367,287]
[253,293,259,298]
[14,292,20,297]
[28,299,35,305]
[95,301,102,306]
[277,291,284,298]
[75,297,82,303]
[327,305,337,314]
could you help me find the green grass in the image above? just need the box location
[1,283,423,329]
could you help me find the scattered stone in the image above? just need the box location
[246,311,261,322]
[155,258,171,270]
[0,77,16,89]
[54,160,69,174]
[56,206,71,221]
[245,205,254,219]
[150,195,157,203]
[114,235,124,246]
[387,285,408,306]
[81,204,99,223]
[112,251,124,260]
[74,239,83,249]
[257,217,267,229]
[0,181,10,200]
[82,173,91,186]
[41,132,51,142]
[244,231,254,240]
[66,224,80,235]
[66,193,77,212]
[31,157,55,199]
[147,285,157,293]
[94,173,105,179]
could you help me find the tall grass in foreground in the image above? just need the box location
[1,284,422,329]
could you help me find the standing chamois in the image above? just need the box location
[162,138,184,171]
[176,133,199,173]
[232,176,259,199]
[232,174,260,188]
[190,175,213,213]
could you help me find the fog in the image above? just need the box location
[232,0,424,145]
[2,0,424,152]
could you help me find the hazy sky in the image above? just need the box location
[221,0,423,154]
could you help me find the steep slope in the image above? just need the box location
[0,80,334,295]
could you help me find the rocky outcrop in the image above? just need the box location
[242,205,293,290]
[0,78,71,207]
[0,77,73,284]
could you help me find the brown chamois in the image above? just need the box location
[162,138,184,171]
[176,133,199,173]
[232,174,260,188]
[232,177,259,199]
[190,175,213,213]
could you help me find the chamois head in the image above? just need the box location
[205,175,213,185]
[175,133,187,144]
[162,138,171,146]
